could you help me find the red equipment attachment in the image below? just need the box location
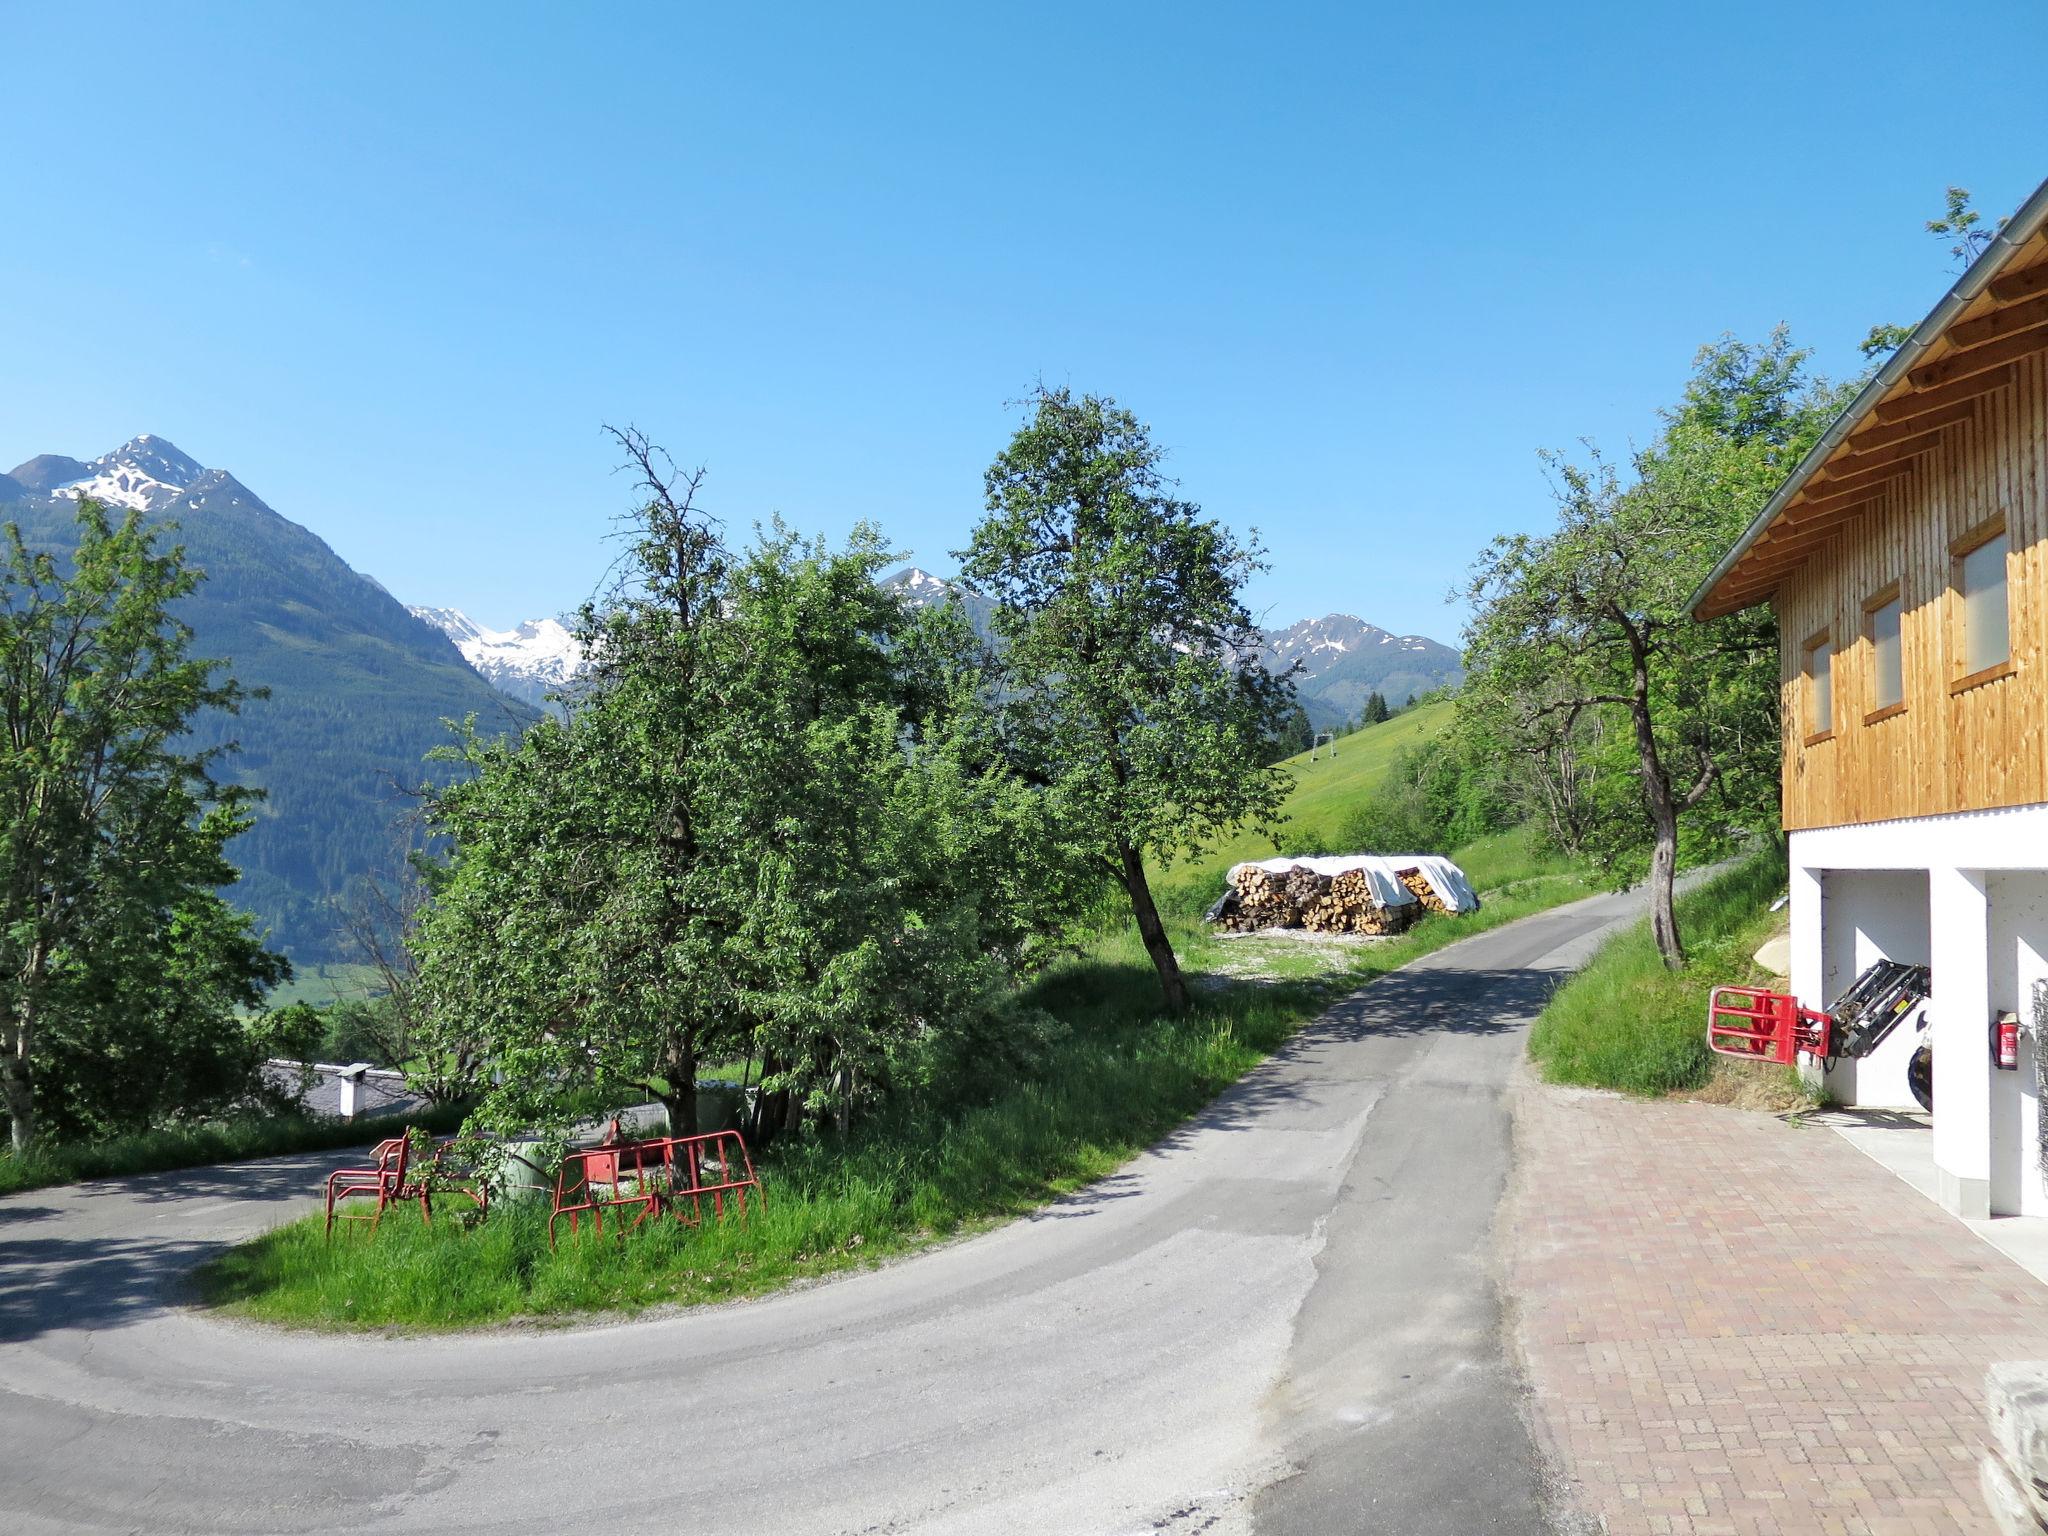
[1707,986,1832,1065]
[324,1133,491,1238]
[549,1129,764,1249]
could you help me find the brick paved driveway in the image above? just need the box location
[1508,1078,2048,1535]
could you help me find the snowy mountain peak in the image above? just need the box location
[408,605,486,645]
[408,606,584,710]
[892,566,953,595]
[1256,612,1463,727]
[7,434,207,512]
[109,434,205,489]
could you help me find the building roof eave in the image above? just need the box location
[1687,177,2048,621]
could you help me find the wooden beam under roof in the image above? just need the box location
[1785,475,1892,524]
[1908,322,2048,392]
[1817,423,1950,482]
[1839,397,1975,452]
[1793,459,1906,503]
[1947,292,2048,350]
[1872,364,2014,423]
[1989,262,2048,303]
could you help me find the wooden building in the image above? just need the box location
[1693,176,2048,1220]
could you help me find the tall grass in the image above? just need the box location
[1527,849,1789,1096]
[0,1102,470,1198]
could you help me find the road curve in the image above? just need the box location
[0,886,1650,1535]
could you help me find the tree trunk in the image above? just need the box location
[660,1038,698,1138]
[748,1051,786,1148]
[2,1057,31,1155]
[1647,807,1683,971]
[1118,841,1190,1012]
[5,948,42,1153]
[1616,617,1686,971]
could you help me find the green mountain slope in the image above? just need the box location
[1152,700,1453,910]
[3,437,537,960]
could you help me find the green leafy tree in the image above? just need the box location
[1860,322,1914,361]
[417,434,1083,1144]
[0,502,287,1150]
[1928,184,2004,271]
[1362,691,1391,726]
[1462,333,1845,967]
[959,387,1294,1010]
[1265,701,1314,763]
[416,436,743,1140]
[1864,183,2013,358]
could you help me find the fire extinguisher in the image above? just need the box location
[1994,1010,2022,1071]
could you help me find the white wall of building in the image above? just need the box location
[1813,869,1928,1109]
[1988,873,2048,1217]
[1791,805,2048,1219]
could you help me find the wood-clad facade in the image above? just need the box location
[1692,179,2048,1218]
[1776,351,2048,829]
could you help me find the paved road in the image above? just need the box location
[0,886,1652,1535]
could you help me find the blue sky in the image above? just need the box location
[5,2,2046,643]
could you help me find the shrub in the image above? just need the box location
[1528,849,1786,1096]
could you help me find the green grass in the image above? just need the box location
[0,1100,469,1198]
[1152,701,1455,918]
[1527,848,1795,1097]
[261,962,387,1011]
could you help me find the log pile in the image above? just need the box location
[1214,863,1419,936]
[1225,866,1299,928]
[1398,867,1454,915]
[1301,868,1413,935]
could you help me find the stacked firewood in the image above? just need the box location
[1216,864,1417,936]
[1397,867,1453,915]
[1224,866,1299,928]
[1301,868,1414,935]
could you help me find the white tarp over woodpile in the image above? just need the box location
[1222,854,1480,914]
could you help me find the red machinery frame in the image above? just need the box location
[324,1134,491,1238]
[549,1129,763,1249]
[1707,986,1832,1065]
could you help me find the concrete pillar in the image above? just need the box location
[1789,858,1826,1092]
[1789,858,1824,1007]
[1931,865,1992,1219]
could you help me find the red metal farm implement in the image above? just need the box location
[1707,960,1932,1082]
[1706,987,1832,1065]
[324,1133,491,1238]
[549,1128,764,1249]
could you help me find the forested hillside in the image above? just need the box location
[2,439,536,959]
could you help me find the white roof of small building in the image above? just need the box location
[1225,854,1480,913]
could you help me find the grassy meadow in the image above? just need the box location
[1151,699,1455,918]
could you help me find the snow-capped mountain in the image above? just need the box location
[880,565,996,635]
[408,607,584,709]
[12,434,207,511]
[888,566,955,601]
[1259,614,1463,727]
[1,435,537,961]
[414,567,981,712]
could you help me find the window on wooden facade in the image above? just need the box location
[1803,630,1832,741]
[1951,520,2012,688]
[1864,586,1903,718]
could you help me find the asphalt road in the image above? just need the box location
[0,885,1653,1535]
